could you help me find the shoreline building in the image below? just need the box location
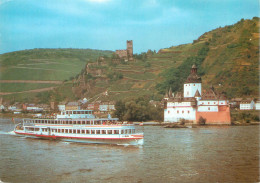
[164,64,231,125]
[115,40,133,61]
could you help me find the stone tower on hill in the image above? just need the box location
[127,40,133,59]
[115,40,134,61]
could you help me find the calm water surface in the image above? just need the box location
[0,118,259,183]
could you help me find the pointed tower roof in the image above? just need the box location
[185,64,201,83]
[194,89,201,97]
[164,89,169,99]
[192,64,197,69]
[168,87,173,98]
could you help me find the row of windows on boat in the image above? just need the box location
[25,128,135,134]
[61,111,92,115]
[26,120,117,125]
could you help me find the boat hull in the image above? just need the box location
[14,131,144,146]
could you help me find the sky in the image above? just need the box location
[0,0,259,54]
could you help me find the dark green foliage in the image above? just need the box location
[198,116,206,125]
[232,111,260,123]
[156,45,209,94]
[114,97,163,121]
[134,52,147,61]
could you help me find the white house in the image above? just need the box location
[240,100,255,110]
[255,101,260,110]
[58,102,67,111]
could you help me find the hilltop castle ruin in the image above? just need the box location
[115,40,133,61]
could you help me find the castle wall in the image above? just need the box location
[115,50,127,58]
[196,105,231,124]
[164,103,196,122]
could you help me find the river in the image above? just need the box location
[0,118,259,183]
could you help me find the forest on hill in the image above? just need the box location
[0,17,258,104]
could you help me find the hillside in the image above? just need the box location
[0,49,113,102]
[157,17,259,98]
[0,17,259,103]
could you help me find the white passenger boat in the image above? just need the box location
[14,110,144,145]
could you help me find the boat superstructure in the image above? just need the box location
[14,110,144,145]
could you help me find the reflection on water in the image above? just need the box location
[0,118,259,183]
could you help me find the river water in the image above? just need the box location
[0,118,259,183]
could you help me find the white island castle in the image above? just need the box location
[164,64,231,124]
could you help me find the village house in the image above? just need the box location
[23,103,43,112]
[99,102,116,113]
[8,103,22,112]
[255,100,260,110]
[0,104,5,111]
[58,102,67,111]
[240,99,255,110]
[65,101,80,110]
[164,64,231,125]
[86,101,100,111]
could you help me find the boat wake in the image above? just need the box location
[0,131,15,135]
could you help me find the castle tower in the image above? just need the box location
[184,64,202,98]
[126,40,133,58]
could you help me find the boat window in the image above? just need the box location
[121,130,124,134]
[77,130,80,134]
[77,121,81,124]
[82,121,86,125]
[62,129,64,133]
[65,129,68,133]
[114,130,119,134]
[81,130,85,134]
[69,129,72,133]
[91,130,95,134]
[86,130,90,134]
[87,121,90,125]
[108,130,112,134]
[35,128,39,131]
[132,129,135,133]
[102,130,106,134]
[96,130,100,134]
[73,129,76,133]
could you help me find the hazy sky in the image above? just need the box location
[0,0,258,54]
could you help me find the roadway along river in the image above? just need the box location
[0,118,259,183]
